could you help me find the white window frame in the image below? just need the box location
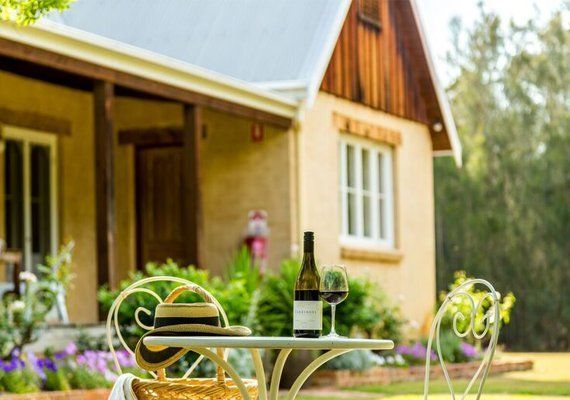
[339,135,394,249]
[2,126,59,271]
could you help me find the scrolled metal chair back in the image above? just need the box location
[424,279,500,400]
[105,276,230,379]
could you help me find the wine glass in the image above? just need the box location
[319,265,349,338]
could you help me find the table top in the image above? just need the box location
[144,336,394,350]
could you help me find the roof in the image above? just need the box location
[0,18,298,121]
[48,0,348,86]
[24,0,458,163]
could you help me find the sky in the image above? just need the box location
[415,0,565,81]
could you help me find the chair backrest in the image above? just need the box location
[423,279,500,400]
[106,276,230,379]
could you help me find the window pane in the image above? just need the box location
[348,193,357,235]
[378,198,386,239]
[30,145,51,270]
[4,140,24,250]
[378,152,384,194]
[363,195,372,237]
[347,144,356,188]
[362,149,370,191]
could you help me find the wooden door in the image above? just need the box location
[136,146,187,266]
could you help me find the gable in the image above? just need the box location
[320,0,454,154]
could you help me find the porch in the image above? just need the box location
[0,33,295,322]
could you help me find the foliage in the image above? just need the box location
[253,259,404,340]
[325,350,407,371]
[324,350,375,371]
[435,4,569,350]
[0,241,75,358]
[0,342,137,394]
[0,0,74,25]
[98,251,259,349]
[439,271,515,340]
[98,250,260,376]
[251,259,298,337]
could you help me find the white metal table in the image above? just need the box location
[144,336,394,400]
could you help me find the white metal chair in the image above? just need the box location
[106,276,258,400]
[424,279,500,400]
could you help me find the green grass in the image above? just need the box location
[295,352,570,400]
[349,352,570,397]
[351,377,570,396]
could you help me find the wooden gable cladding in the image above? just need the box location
[321,0,430,126]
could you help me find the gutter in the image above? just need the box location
[0,19,299,120]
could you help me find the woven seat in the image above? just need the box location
[132,377,258,400]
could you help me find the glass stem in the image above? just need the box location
[330,304,337,335]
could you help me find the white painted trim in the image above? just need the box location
[304,0,353,112]
[2,126,58,270]
[408,0,463,167]
[0,19,299,120]
[339,135,395,249]
[256,80,308,91]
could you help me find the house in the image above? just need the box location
[0,0,461,330]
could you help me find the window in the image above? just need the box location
[339,137,394,248]
[358,0,381,30]
[3,127,58,273]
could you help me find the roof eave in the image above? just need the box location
[0,19,299,121]
[408,0,463,167]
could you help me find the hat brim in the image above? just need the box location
[135,324,251,371]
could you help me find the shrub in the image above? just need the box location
[98,250,259,377]
[439,271,516,343]
[0,241,75,358]
[253,259,404,340]
[98,251,259,349]
[324,350,375,371]
[0,341,136,394]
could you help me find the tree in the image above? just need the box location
[435,5,569,351]
[0,0,74,25]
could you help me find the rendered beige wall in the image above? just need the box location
[113,99,293,276]
[201,109,293,274]
[0,73,293,323]
[0,70,98,323]
[298,92,436,333]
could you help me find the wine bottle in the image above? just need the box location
[293,231,322,338]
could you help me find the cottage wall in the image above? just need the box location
[297,92,436,333]
[0,72,293,323]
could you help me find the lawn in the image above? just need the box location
[297,352,570,400]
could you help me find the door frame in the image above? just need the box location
[2,125,58,271]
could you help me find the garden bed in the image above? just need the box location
[0,389,110,400]
[312,359,534,388]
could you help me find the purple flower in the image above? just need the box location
[3,359,19,373]
[395,345,411,355]
[396,342,437,362]
[460,342,478,358]
[44,358,58,373]
[64,342,78,356]
[27,352,46,380]
[116,350,135,368]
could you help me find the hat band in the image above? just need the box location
[154,315,220,328]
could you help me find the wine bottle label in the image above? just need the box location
[293,301,323,330]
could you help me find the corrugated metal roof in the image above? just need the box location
[48,0,346,84]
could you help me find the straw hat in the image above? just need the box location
[135,302,251,371]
